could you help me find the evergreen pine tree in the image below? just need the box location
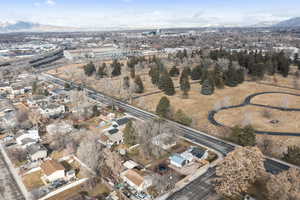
[213,66,225,89]
[84,62,96,76]
[236,68,245,84]
[134,75,144,93]
[164,75,176,96]
[169,66,180,77]
[156,96,171,118]
[97,63,107,78]
[111,59,122,77]
[180,71,191,98]
[191,65,202,80]
[225,67,239,87]
[123,120,137,146]
[149,66,160,85]
[201,77,215,95]
[174,109,192,126]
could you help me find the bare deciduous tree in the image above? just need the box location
[103,149,124,179]
[152,172,181,194]
[76,136,104,175]
[266,168,300,200]
[215,146,265,199]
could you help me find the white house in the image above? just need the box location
[27,95,47,107]
[41,159,65,183]
[10,84,25,96]
[169,154,188,168]
[121,169,152,192]
[27,143,47,161]
[38,103,65,118]
[181,147,208,162]
[98,128,124,148]
[16,129,40,147]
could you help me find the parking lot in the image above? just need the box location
[0,152,25,200]
[167,168,220,200]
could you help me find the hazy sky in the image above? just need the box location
[1,0,300,28]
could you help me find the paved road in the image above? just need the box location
[0,152,25,200]
[208,91,300,136]
[167,168,219,200]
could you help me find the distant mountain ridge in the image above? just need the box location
[0,21,76,32]
[273,17,300,27]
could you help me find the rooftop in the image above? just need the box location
[41,159,65,176]
[123,169,144,187]
[170,154,186,165]
[27,143,47,155]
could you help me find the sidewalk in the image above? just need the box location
[0,143,32,200]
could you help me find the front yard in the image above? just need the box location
[22,170,45,191]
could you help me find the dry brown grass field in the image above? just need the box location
[215,105,300,133]
[47,63,300,156]
[47,61,189,99]
[251,93,300,108]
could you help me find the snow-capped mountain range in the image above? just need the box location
[0,21,76,32]
[0,17,299,33]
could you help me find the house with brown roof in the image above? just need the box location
[41,159,65,182]
[120,169,152,192]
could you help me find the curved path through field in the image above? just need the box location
[208,91,300,136]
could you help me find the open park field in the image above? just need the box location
[214,105,300,133]
[251,93,300,108]
[47,64,300,156]
[47,62,187,99]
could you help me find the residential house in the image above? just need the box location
[169,147,208,168]
[169,154,188,168]
[1,111,18,128]
[121,169,153,192]
[50,88,70,104]
[27,95,47,107]
[123,160,139,170]
[152,133,177,150]
[38,102,65,118]
[41,159,66,182]
[181,147,208,162]
[100,112,116,122]
[112,117,130,129]
[10,84,25,97]
[106,191,119,200]
[99,128,124,148]
[26,143,47,161]
[16,129,40,147]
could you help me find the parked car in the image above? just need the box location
[2,135,14,142]
[51,180,67,189]
[5,142,16,147]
